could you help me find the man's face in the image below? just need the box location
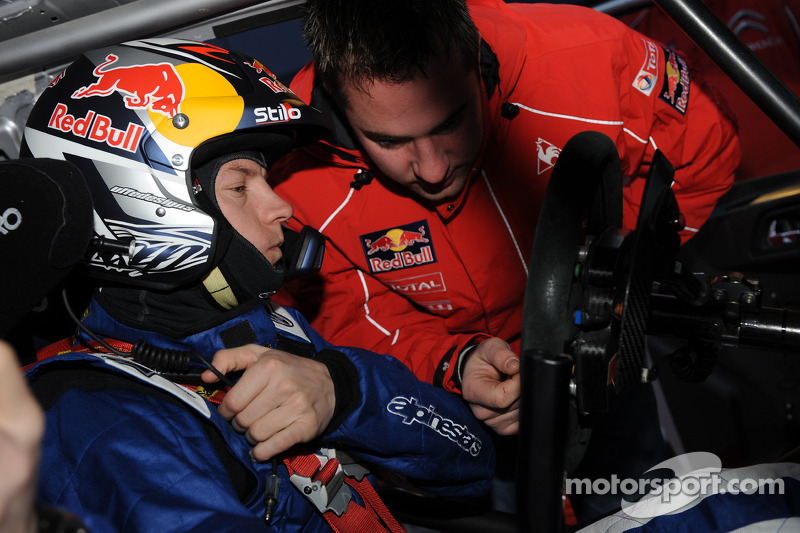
[339,53,483,204]
[214,158,293,266]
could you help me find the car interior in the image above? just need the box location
[1,0,799,531]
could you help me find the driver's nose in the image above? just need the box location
[261,189,294,226]
[411,137,449,184]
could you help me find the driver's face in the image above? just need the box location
[339,53,483,205]
[214,158,293,266]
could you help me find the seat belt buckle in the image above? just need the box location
[290,448,356,516]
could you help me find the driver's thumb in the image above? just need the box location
[201,344,262,382]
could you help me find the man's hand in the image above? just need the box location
[0,340,43,533]
[461,337,520,435]
[201,344,336,461]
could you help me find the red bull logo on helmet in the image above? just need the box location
[71,53,185,118]
[360,220,437,274]
[244,59,291,94]
[659,47,690,115]
[48,69,66,88]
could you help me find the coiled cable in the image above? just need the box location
[61,289,233,387]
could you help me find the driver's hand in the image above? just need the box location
[0,340,43,533]
[461,337,520,435]
[201,344,336,461]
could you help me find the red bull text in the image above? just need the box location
[369,246,435,273]
[48,103,144,153]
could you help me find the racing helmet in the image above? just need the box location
[20,38,330,299]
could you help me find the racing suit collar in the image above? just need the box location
[95,283,261,339]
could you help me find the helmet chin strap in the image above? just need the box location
[202,267,239,309]
[202,229,287,309]
[202,225,324,309]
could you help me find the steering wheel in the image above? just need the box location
[516,131,683,532]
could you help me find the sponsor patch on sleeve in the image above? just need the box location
[360,219,436,274]
[659,47,690,114]
[632,38,660,97]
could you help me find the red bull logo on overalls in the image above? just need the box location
[360,219,436,274]
[659,47,690,115]
[71,53,185,118]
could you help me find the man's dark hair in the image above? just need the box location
[302,0,480,104]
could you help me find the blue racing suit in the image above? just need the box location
[26,297,495,532]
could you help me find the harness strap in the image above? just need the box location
[35,337,135,360]
[33,337,230,404]
[285,452,405,533]
[27,337,131,371]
